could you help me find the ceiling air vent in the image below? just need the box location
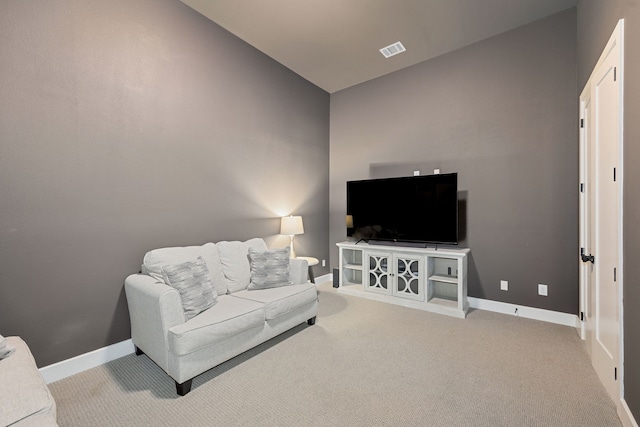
[379,41,406,58]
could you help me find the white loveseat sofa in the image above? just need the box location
[124,238,318,396]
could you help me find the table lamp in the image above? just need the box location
[281,215,304,258]
[346,215,354,228]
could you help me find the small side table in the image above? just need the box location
[297,256,319,283]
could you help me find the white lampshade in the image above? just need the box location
[346,215,354,228]
[281,216,304,236]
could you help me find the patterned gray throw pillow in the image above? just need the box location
[161,256,217,320]
[248,247,292,290]
[0,334,15,360]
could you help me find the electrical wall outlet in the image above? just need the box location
[538,284,548,296]
[322,259,326,267]
[433,168,440,174]
[413,170,420,176]
[500,280,508,291]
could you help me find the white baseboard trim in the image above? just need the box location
[314,273,332,285]
[468,297,579,328]
[39,339,135,384]
[620,398,639,427]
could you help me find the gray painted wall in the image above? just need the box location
[1,0,637,419]
[0,0,330,366]
[329,9,578,314]
[577,0,640,420]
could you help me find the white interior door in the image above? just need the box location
[579,20,623,403]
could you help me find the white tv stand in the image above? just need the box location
[337,241,470,318]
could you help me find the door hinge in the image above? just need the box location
[614,167,617,182]
[614,267,617,282]
[614,67,617,81]
[580,183,584,193]
[615,367,618,381]
[580,118,584,128]
[580,311,584,321]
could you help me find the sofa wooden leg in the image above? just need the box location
[307,316,316,326]
[135,346,144,356]
[176,379,193,396]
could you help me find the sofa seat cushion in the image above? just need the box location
[233,283,317,320]
[0,337,57,427]
[168,295,265,356]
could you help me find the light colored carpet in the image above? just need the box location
[50,282,621,426]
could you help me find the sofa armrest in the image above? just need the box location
[0,337,57,427]
[124,274,184,372]
[290,258,309,285]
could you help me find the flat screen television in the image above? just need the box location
[346,173,458,245]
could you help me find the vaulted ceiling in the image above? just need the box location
[181,0,577,93]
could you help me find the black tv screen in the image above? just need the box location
[347,173,458,245]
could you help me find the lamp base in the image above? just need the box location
[289,236,296,258]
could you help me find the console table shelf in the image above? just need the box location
[429,297,458,308]
[429,274,458,284]
[337,242,469,318]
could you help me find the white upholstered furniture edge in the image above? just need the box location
[0,337,58,426]
[124,239,318,396]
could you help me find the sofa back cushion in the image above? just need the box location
[143,242,228,296]
[217,238,267,293]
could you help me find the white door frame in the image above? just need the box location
[579,17,624,405]
[578,95,589,341]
